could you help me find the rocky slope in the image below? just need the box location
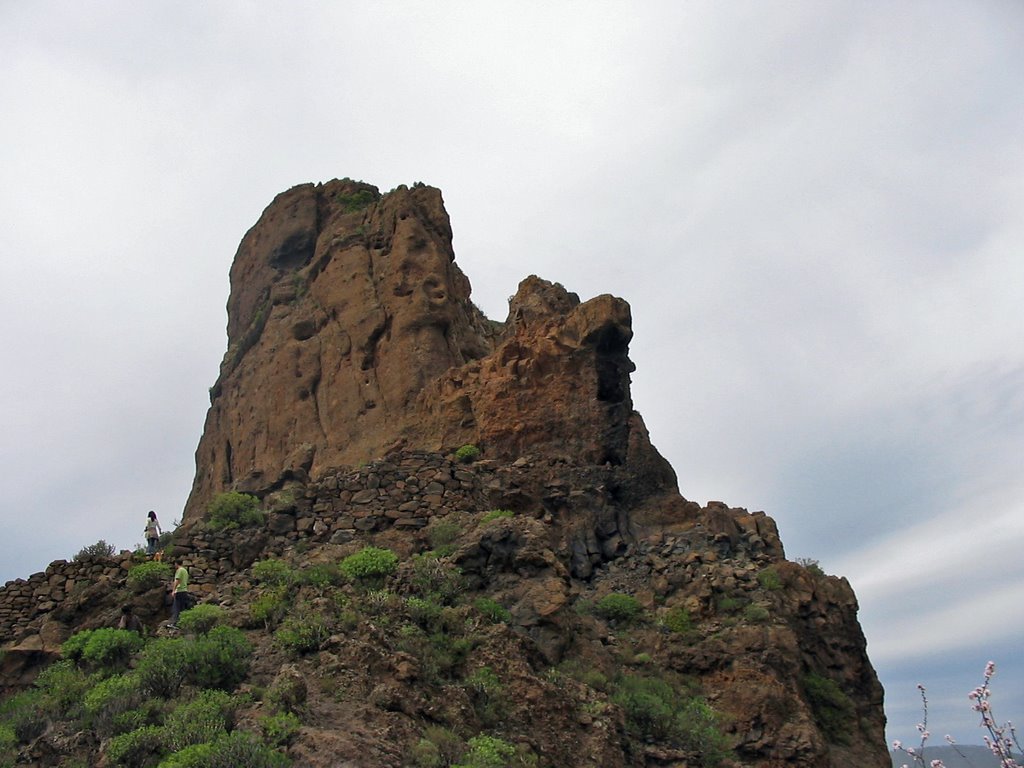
[0,179,889,768]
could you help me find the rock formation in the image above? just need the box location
[0,178,889,768]
[185,179,675,524]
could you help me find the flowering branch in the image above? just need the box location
[894,662,1020,768]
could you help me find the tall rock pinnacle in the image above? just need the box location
[184,179,677,523]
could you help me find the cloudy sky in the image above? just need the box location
[2,0,1021,747]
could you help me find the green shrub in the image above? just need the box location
[802,673,854,744]
[188,626,253,691]
[248,586,289,630]
[177,604,226,635]
[164,690,235,752]
[105,725,167,768]
[74,539,116,561]
[480,509,513,523]
[675,697,728,767]
[715,595,746,614]
[662,606,693,634]
[454,444,480,464]
[251,560,294,587]
[796,558,825,577]
[335,188,377,213]
[473,597,511,624]
[136,638,191,698]
[298,563,342,590]
[34,659,95,718]
[340,547,398,585]
[84,674,144,736]
[594,593,643,624]
[110,706,159,737]
[452,734,519,768]
[61,630,91,661]
[274,613,329,655]
[128,561,174,592]
[0,724,15,762]
[207,492,264,531]
[0,689,46,743]
[757,567,784,591]
[409,726,464,768]
[259,711,300,747]
[426,519,462,555]
[743,604,771,623]
[406,597,443,630]
[409,556,464,604]
[158,730,288,768]
[77,628,146,671]
[614,676,678,740]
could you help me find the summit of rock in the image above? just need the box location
[185,179,675,523]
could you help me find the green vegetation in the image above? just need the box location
[248,586,290,630]
[409,726,463,767]
[757,566,784,591]
[74,539,116,561]
[802,673,854,744]
[157,730,288,767]
[83,673,144,736]
[796,557,825,577]
[127,561,173,592]
[409,555,464,604]
[176,604,227,635]
[661,606,694,635]
[298,562,343,590]
[454,444,481,463]
[425,518,462,556]
[340,546,398,587]
[743,603,771,623]
[258,711,300,748]
[613,676,726,766]
[594,593,643,624]
[163,690,237,752]
[480,509,514,523]
[473,597,511,624]
[452,734,535,768]
[715,595,747,614]
[63,628,145,672]
[251,559,295,587]
[207,492,264,531]
[335,188,377,214]
[273,611,330,655]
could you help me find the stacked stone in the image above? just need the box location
[0,555,134,641]
[156,452,493,598]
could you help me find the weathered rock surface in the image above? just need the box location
[0,178,889,768]
[185,179,675,522]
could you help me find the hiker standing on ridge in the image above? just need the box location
[166,560,190,629]
[145,510,162,558]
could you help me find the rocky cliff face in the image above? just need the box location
[0,178,889,768]
[185,179,676,524]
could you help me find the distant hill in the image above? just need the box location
[891,744,1003,767]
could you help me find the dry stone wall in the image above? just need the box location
[1,451,525,644]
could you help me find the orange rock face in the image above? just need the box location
[185,180,676,522]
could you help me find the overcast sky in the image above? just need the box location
[2,0,1022,748]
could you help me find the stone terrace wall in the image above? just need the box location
[0,451,510,644]
[0,555,138,643]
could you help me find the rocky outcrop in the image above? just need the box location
[1,178,889,768]
[185,179,676,523]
